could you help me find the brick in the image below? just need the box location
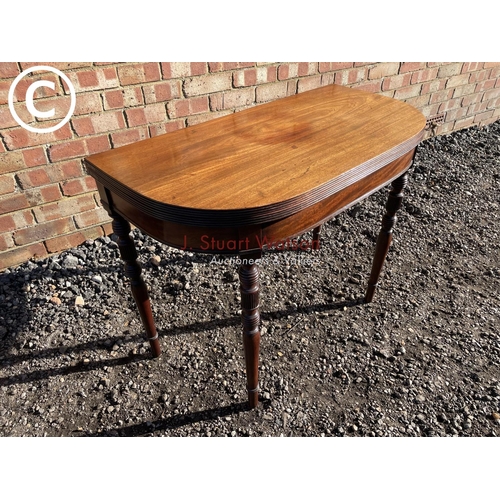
[429,88,454,104]
[394,84,422,100]
[25,184,62,207]
[143,81,181,103]
[0,80,10,105]
[74,206,110,228]
[117,63,161,85]
[469,69,492,83]
[103,89,124,109]
[410,68,439,84]
[167,96,209,118]
[165,62,208,78]
[483,62,500,68]
[0,174,16,195]
[400,62,426,72]
[2,123,72,149]
[403,94,431,109]
[32,193,96,223]
[19,62,92,71]
[209,88,255,111]
[473,110,494,123]
[468,101,489,115]
[149,120,185,137]
[420,104,441,118]
[67,67,119,92]
[369,63,400,80]
[186,110,233,126]
[297,76,323,93]
[44,225,104,254]
[0,233,14,252]
[48,139,87,161]
[352,80,383,93]
[16,166,51,189]
[60,176,96,196]
[421,79,446,95]
[86,135,111,155]
[183,73,232,97]
[208,62,254,72]
[103,87,144,110]
[491,67,500,79]
[126,103,167,126]
[110,127,149,148]
[445,107,469,122]
[0,192,29,213]
[334,67,368,86]
[462,93,482,107]
[22,147,47,167]
[437,63,463,78]
[0,151,25,174]
[462,62,484,73]
[255,81,288,103]
[0,62,20,78]
[59,159,83,179]
[0,209,34,232]
[14,217,75,245]
[74,93,103,115]
[278,63,317,80]
[454,116,475,130]
[0,103,33,129]
[482,87,500,101]
[446,74,470,88]
[8,72,62,103]
[234,66,277,87]
[278,63,295,80]
[318,73,334,87]
[452,83,476,98]
[438,98,462,113]
[381,73,412,91]
[74,111,126,136]
[475,79,496,93]
[0,242,47,271]
[318,63,353,73]
[102,221,113,236]
[0,213,15,232]
[28,94,75,121]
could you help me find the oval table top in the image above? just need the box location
[85,84,426,227]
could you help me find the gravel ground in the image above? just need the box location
[1,120,499,437]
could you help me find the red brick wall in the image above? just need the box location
[1,62,500,270]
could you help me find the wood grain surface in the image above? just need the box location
[85,84,426,226]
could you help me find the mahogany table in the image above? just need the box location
[85,84,426,409]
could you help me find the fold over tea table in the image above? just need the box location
[85,84,426,408]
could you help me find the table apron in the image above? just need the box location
[97,148,415,254]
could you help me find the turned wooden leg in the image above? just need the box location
[238,254,261,409]
[112,215,161,357]
[365,173,408,303]
[312,225,321,250]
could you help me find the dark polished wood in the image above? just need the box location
[85,83,426,409]
[365,172,409,303]
[111,214,161,357]
[238,251,262,408]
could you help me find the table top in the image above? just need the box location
[85,84,426,226]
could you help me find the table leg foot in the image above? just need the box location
[112,215,161,358]
[239,257,261,409]
[365,173,408,303]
